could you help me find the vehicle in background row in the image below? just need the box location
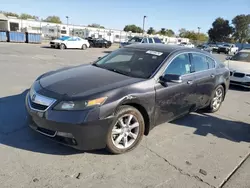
[179,42,195,48]
[224,49,250,89]
[86,37,112,48]
[119,36,162,48]
[217,44,238,54]
[207,43,219,52]
[50,36,90,50]
[26,44,230,154]
[196,44,213,54]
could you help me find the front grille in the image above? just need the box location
[234,72,245,78]
[29,99,48,110]
[231,81,250,86]
[50,42,54,45]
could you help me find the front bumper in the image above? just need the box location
[25,92,114,150]
[230,75,250,88]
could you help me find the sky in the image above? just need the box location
[1,0,249,34]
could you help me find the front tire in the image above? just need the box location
[205,85,224,113]
[106,105,145,154]
[60,44,66,50]
[82,44,87,50]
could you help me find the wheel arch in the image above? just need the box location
[116,100,151,136]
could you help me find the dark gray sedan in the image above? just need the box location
[26,44,230,154]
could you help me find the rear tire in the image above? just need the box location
[106,105,145,154]
[205,85,224,113]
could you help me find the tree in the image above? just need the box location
[165,29,175,37]
[19,13,38,20]
[44,16,62,24]
[88,23,105,29]
[147,27,155,35]
[0,11,19,17]
[208,17,234,42]
[158,28,166,35]
[232,14,250,43]
[123,25,143,33]
[178,28,187,37]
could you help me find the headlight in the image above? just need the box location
[54,97,107,110]
[246,74,250,77]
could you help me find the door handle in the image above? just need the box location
[187,80,193,85]
[210,74,215,78]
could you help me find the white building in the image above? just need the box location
[0,13,189,44]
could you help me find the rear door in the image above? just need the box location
[190,53,217,108]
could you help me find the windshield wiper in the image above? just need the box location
[105,67,131,76]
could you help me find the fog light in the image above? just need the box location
[56,132,74,138]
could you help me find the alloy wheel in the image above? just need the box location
[111,114,140,149]
[212,88,223,110]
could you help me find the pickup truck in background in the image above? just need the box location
[217,44,239,54]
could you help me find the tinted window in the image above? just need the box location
[153,38,162,43]
[165,54,191,76]
[148,38,153,43]
[207,57,215,69]
[142,38,148,43]
[192,54,209,72]
[129,37,142,43]
[95,48,168,78]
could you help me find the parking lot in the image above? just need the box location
[0,43,250,188]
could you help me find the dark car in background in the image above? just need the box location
[196,44,213,53]
[86,37,112,48]
[120,36,162,48]
[26,44,230,154]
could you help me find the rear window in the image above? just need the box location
[153,38,162,43]
[148,38,153,43]
[192,53,209,72]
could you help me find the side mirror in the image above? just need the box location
[98,57,102,60]
[225,56,231,60]
[159,74,182,84]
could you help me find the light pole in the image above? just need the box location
[197,27,201,34]
[143,16,147,35]
[66,16,69,26]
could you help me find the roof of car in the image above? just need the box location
[124,43,198,53]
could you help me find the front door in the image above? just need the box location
[155,53,197,125]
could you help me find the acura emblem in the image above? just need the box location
[31,94,36,102]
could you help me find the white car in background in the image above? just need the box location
[179,42,195,48]
[50,36,90,50]
[224,49,250,89]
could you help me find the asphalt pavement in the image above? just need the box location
[0,43,249,188]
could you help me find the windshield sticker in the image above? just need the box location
[146,50,163,56]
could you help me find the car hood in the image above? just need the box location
[224,60,250,73]
[39,65,143,97]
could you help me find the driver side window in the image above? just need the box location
[164,54,191,76]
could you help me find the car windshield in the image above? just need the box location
[93,48,169,78]
[231,52,250,62]
[128,37,143,43]
[58,36,70,41]
[223,44,230,47]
